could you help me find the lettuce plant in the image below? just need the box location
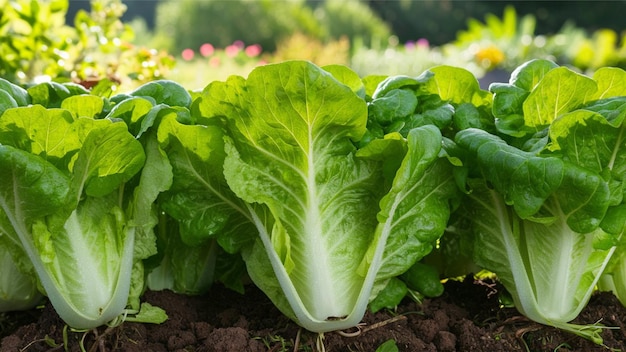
[452,60,626,343]
[186,61,458,333]
[0,82,165,329]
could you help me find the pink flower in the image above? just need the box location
[233,40,245,49]
[225,45,240,58]
[209,56,221,67]
[181,48,194,61]
[200,43,215,57]
[416,38,429,49]
[245,44,262,57]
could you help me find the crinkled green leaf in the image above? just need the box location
[591,67,626,100]
[369,89,418,125]
[364,126,456,284]
[456,128,609,233]
[70,121,145,200]
[129,80,192,108]
[456,128,563,218]
[372,71,432,99]
[491,59,558,137]
[27,82,89,108]
[0,90,19,117]
[425,65,490,107]
[157,113,255,252]
[490,83,527,119]
[322,64,366,99]
[60,95,105,119]
[0,238,42,312]
[523,67,597,127]
[0,144,70,222]
[0,78,30,106]
[582,97,626,126]
[0,105,78,165]
[549,110,615,172]
[509,59,559,90]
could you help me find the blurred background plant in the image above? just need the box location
[151,0,389,56]
[0,0,174,92]
[2,0,626,92]
[0,0,73,84]
[351,5,626,81]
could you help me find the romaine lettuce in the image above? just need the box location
[194,61,457,332]
[452,62,626,344]
[455,128,613,343]
[0,100,161,329]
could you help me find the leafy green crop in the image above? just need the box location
[1,58,626,347]
[186,61,458,332]
[0,79,166,328]
[450,60,626,343]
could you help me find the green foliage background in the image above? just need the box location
[151,0,392,53]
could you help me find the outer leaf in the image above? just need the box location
[368,89,418,125]
[509,59,558,91]
[549,101,626,232]
[490,83,527,121]
[0,145,70,222]
[0,77,30,106]
[157,113,255,252]
[523,67,597,127]
[364,126,456,282]
[591,67,626,100]
[27,82,89,108]
[582,97,626,126]
[0,232,42,312]
[0,90,19,116]
[0,105,78,165]
[104,97,155,136]
[372,71,432,99]
[425,65,490,107]
[69,122,145,200]
[456,128,609,233]
[464,181,613,344]
[456,128,563,218]
[549,110,615,172]
[129,80,192,108]
[491,59,558,137]
[60,95,105,119]
[30,195,135,329]
[322,64,366,99]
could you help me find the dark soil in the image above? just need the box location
[2,276,626,352]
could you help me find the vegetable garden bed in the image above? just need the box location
[3,59,626,351]
[2,276,626,352]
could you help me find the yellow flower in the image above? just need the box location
[475,45,505,69]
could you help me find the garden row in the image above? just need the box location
[1,59,626,348]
